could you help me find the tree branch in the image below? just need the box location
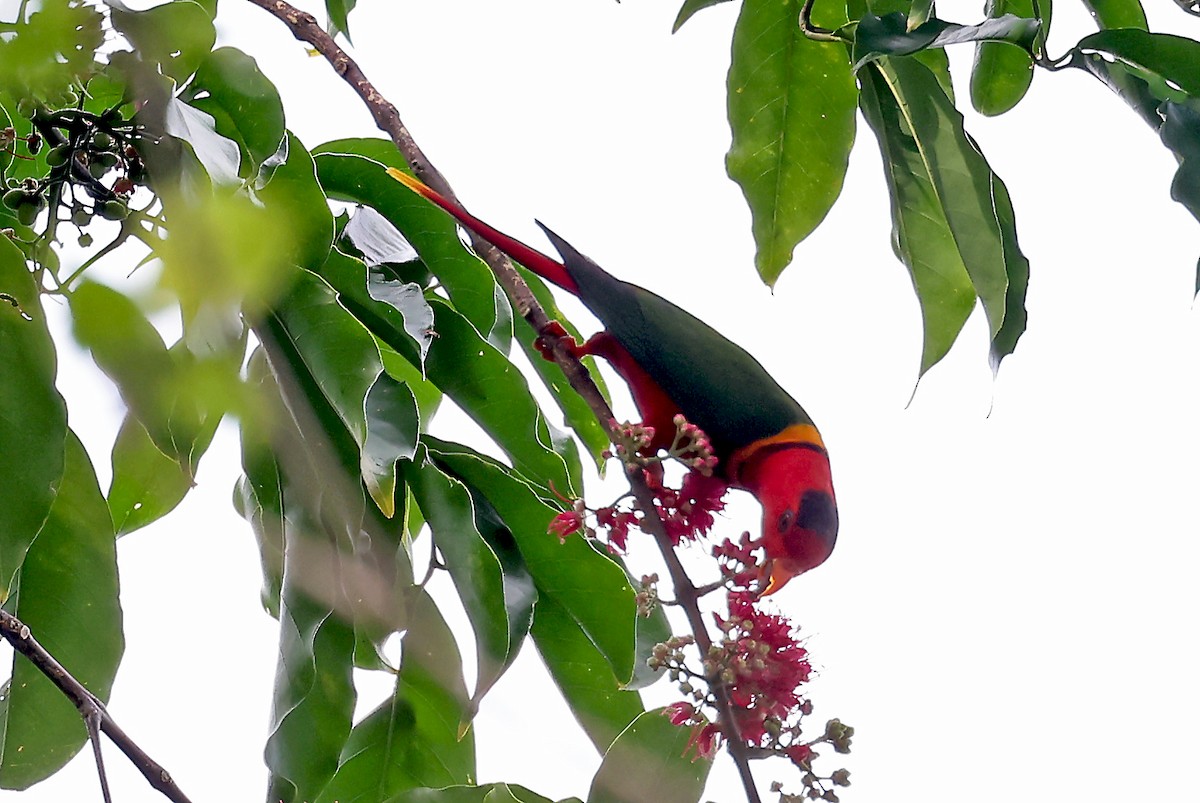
[244,4,764,800]
[0,610,194,803]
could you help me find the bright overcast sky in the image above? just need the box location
[6,1,1200,802]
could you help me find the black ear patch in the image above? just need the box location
[795,490,838,542]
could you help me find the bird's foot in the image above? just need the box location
[534,321,580,361]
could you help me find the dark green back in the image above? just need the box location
[537,225,813,459]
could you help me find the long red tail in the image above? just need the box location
[386,168,579,294]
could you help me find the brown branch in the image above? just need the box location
[0,610,194,803]
[244,4,763,801]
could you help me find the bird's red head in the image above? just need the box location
[732,428,838,595]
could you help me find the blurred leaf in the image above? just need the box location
[672,0,733,32]
[514,265,611,470]
[183,46,286,174]
[327,0,358,40]
[853,11,1040,70]
[423,441,636,685]
[727,0,857,285]
[315,591,474,803]
[588,709,711,803]
[403,451,512,710]
[0,0,103,99]
[255,132,336,274]
[265,551,357,803]
[1082,0,1147,29]
[0,238,66,596]
[426,297,579,496]
[858,56,1027,374]
[970,0,1048,116]
[108,0,215,83]
[0,433,122,789]
[386,783,561,803]
[236,351,286,616]
[529,591,644,754]
[312,143,505,341]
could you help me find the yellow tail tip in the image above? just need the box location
[385,166,423,192]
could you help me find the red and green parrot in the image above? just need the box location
[386,168,837,594]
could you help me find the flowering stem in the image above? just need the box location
[249,4,766,800]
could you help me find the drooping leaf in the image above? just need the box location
[108,0,215,83]
[265,547,357,803]
[0,239,66,597]
[183,46,286,174]
[362,372,420,518]
[588,709,712,803]
[161,96,242,185]
[0,433,122,789]
[530,591,645,754]
[327,0,358,40]
[726,0,857,285]
[853,11,1040,70]
[386,783,562,803]
[423,441,636,685]
[314,590,474,803]
[672,0,734,32]
[970,0,1049,116]
[368,265,435,366]
[1081,0,1148,30]
[402,451,511,710]
[858,56,1027,374]
[1074,29,1200,98]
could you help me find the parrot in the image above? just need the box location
[386,167,837,594]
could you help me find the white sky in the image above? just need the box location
[5,1,1200,802]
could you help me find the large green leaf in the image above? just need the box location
[256,132,337,275]
[311,143,505,341]
[588,709,712,803]
[0,433,122,789]
[108,0,215,83]
[0,239,66,596]
[425,297,579,496]
[402,451,512,710]
[1074,30,1200,98]
[265,551,357,803]
[858,56,1028,373]
[968,0,1049,116]
[314,591,474,803]
[423,441,636,685]
[183,46,286,174]
[726,0,857,285]
[530,591,645,754]
[1082,0,1148,30]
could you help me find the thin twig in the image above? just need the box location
[245,3,765,800]
[0,610,194,803]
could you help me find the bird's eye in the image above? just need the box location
[777,510,794,532]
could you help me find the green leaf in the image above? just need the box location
[969,0,1049,116]
[513,265,611,468]
[265,553,357,803]
[367,263,435,366]
[672,0,733,32]
[726,0,857,286]
[183,46,286,174]
[588,709,712,803]
[311,143,505,341]
[0,433,122,789]
[271,268,398,511]
[108,0,215,83]
[426,297,579,496]
[255,132,336,274]
[1075,30,1200,98]
[0,0,103,99]
[530,591,644,754]
[423,441,637,685]
[858,57,1027,374]
[386,783,561,803]
[987,175,1030,370]
[1082,0,1147,30]
[327,0,358,40]
[362,373,420,518]
[853,12,1041,70]
[315,591,474,803]
[0,239,66,596]
[402,452,512,712]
